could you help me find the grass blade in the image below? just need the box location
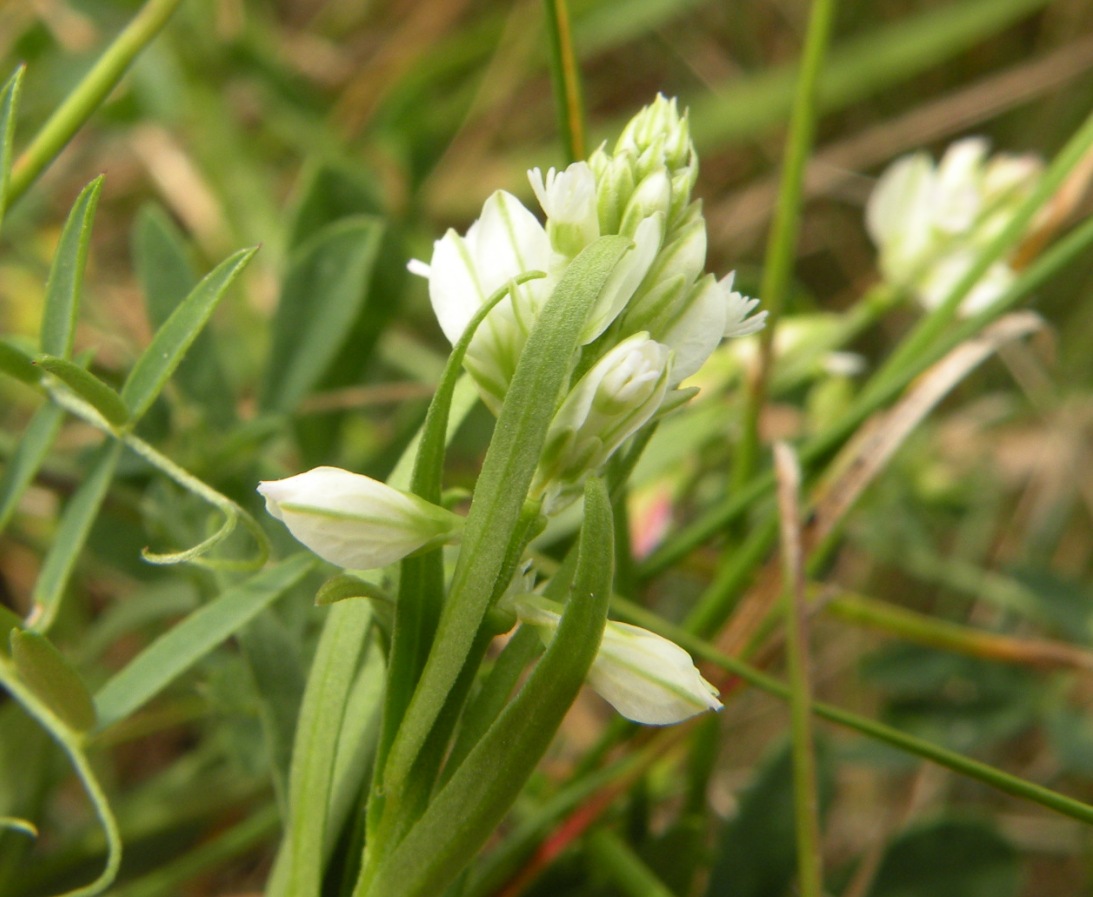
[0,66,24,234]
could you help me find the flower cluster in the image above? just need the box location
[260,97,764,726]
[866,137,1043,314]
[411,94,765,509]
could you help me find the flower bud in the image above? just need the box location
[619,168,672,239]
[511,596,722,725]
[529,162,600,258]
[259,467,462,570]
[535,334,671,499]
[615,94,694,180]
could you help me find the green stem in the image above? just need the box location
[8,0,185,206]
[732,0,839,491]
[776,447,824,897]
[614,598,1093,828]
[0,657,122,897]
[543,0,585,162]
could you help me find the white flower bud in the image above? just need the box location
[529,162,600,257]
[619,168,672,238]
[615,94,694,179]
[259,467,462,570]
[511,596,722,725]
[535,334,671,498]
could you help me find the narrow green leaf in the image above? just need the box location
[10,630,97,731]
[0,66,24,234]
[260,216,385,413]
[237,612,306,812]
[0,339,37,383]
[360,478,613,897]
[374,272,548,802]
[121,245,257,422]
[0,403,65,535]
[31,440,123,633]
[40,176,104,359]
[0,608,23,653]
[131,204,236,425]
[382,235,631,793]
[267,600,374,897]
[36,355,129,427]
[93,554,314,730]
[0,817,37,839]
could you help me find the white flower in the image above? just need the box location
[511,596,722,725]
[721,273,767,338]
[535,334,671,500]
[258,467,462,570]
[411,190,555,412]
[866,137,1042,313]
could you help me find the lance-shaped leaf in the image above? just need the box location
[260,216,385,413]
[379,235,631,794]
[93,554,314,730]
[10,629,96,731]
[31,440,122,632]
[36,355,129,426]
[40,176,103,359]
[0,66,23,234]
[361,478,614,897]
[121,245,257,422]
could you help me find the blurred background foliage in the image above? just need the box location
[2,0,1093,895]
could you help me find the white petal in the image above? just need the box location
[588,621,722,725]
[258,467,460,569]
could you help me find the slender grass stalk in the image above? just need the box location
[7,0,185,206]
[614,598,1093,828]
[775,444,823,897]
[731,0,839,490]
[641,204,1093,581]
[543,0,586,162]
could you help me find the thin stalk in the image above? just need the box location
[8,0,186,205]
[614,598,1093,828]
[641,207,1093,580]
[732,0,839,490]
[775,445,823,897]
[543,0,585,162]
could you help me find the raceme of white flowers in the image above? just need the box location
[866,137,1043,315]
[260,96,764,725]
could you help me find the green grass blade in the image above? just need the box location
[120,246,257,422]
[30,440,123,633]
[39,177,104,359]
[93,554,315,730]
[359,478,614,897]
[0,66,24,234]
[0,339,38,384]
[267,600,374,897]
[259,217,385,413]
